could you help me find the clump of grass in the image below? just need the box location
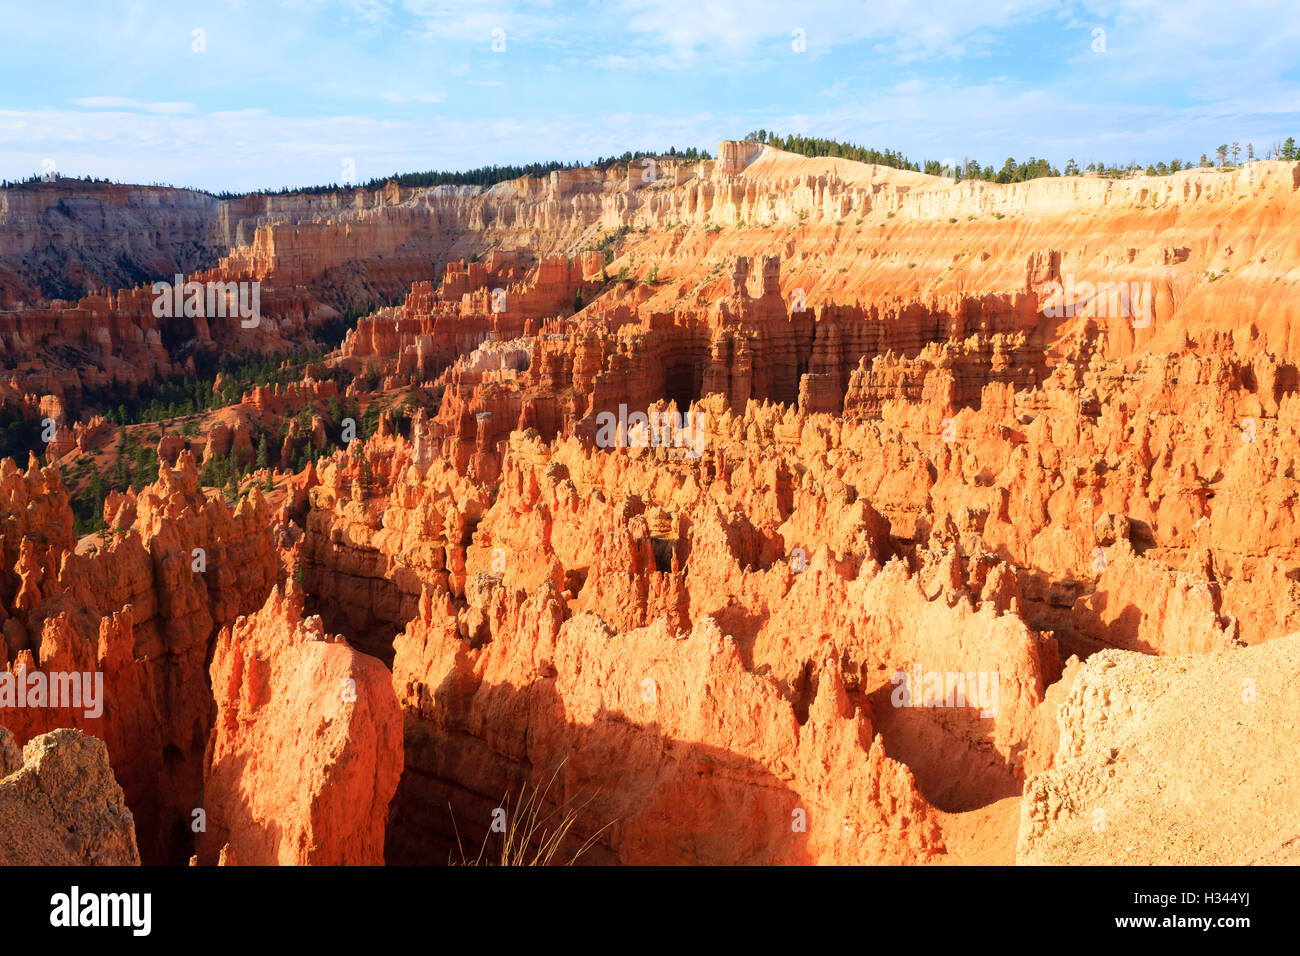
[450,760,614,866]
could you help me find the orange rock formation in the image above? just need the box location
[199,585,402,865]
[4,142,1300,866]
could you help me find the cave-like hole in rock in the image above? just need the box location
[663,362,700,411]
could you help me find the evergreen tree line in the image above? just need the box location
[1,172,120,189]
[747,130,1300,182]
[205,147,714,199]
[59,309,390,534]
[746,130,920,172]
[70,425,161,535]
[3,148,714,197]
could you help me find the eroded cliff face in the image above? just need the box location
[0,452,277,863]
[212,142,1300,363]
[370,419,1052,862]
[7,145,1298,424]
[5,143,1300,864]
[391,598,943,865]
[0,180,223,306]
[0,177,408,306]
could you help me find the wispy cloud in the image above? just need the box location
[377,91,447,103]
[73,97,195,114]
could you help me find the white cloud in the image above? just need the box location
[73,97,195,114]
[378,91,447,103]
[399,0,553,44]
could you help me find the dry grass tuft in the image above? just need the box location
[450,759,614,866]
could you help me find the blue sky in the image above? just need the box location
[2,0,1299,192]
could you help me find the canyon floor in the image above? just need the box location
[2,141,1299,865]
